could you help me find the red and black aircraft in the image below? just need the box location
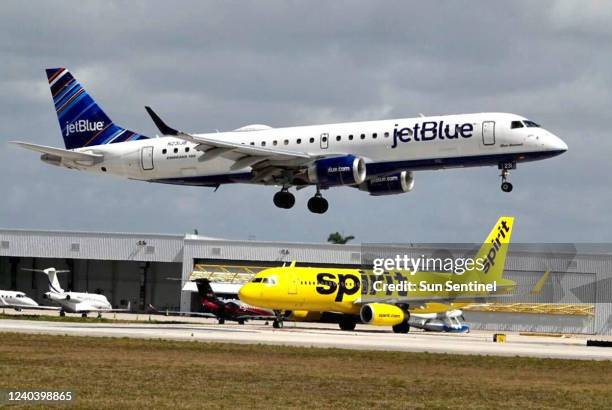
[147,278,274,324]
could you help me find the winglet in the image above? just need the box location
[145,106,179,136]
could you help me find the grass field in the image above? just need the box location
[1,333,611,409]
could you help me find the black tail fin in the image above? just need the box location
[195,279,217,300]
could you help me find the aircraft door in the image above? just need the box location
[482,121,495,146]
[288,272,298,295]
[320,133,329,149]
[141,146,154,170]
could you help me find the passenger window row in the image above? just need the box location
[249,132,390,147]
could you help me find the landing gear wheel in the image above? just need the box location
[273,190,295,209]
[81,313,88,318]
[59,310,66,317]
[273,319,284,329]
[307,195,329,214]
[501,181,513,192]
[339,319,356,331]
[218,318,225,325]
[392,321,410,334]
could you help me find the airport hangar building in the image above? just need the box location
[1,228,612,336]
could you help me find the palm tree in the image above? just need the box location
[327,232,355,245]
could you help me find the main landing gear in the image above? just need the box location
[273,189,295,209]
[274,186,329,214]
[392,321,410,334]
[339,317,356,331]
[499,161,516,193]
[307,188,328,214]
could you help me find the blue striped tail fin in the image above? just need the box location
[45,68,149,149]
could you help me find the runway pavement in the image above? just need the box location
[1,313,611,360]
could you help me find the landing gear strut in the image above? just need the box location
[273,188,295,209]
[307,187,328,214]
[499,162,515,193]
[272,310,284,329]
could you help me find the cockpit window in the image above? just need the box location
[252,278,263,283]
[510,121,524,129]
[262,278,277,285]
[523,120,540,128]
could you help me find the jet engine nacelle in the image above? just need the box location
[359,171,414,196]
[360,303,407,326]
[307,155,366,187]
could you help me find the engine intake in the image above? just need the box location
[359,171,414,196]
[360,303,407,326]
[307,155,366,187]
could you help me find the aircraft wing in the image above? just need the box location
[146,107,328,182]
[9,141,104,163]
[146,106,312,160]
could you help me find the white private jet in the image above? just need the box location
[11,68,568,213]
[0,290,40,310]
[23,268,128,317]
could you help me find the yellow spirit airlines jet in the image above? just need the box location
[239,216,516,333]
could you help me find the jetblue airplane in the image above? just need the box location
[11,68,567,213]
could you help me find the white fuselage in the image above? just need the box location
[0,291,39,309]
[45,291,112,313]
[55,112,567,186]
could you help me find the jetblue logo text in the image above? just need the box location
[391,121,474,148]
[65,120,104,137]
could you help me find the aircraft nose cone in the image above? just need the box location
[548,133,568,153]
[238,284,255,303]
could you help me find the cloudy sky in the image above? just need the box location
[1,1,610,243]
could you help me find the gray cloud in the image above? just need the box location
[0,0,609,243]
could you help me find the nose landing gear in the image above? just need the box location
[499,161,516,193]
[501,170,513,193]
[272,310,284,329]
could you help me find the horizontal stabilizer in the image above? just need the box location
[10,141,103,163]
